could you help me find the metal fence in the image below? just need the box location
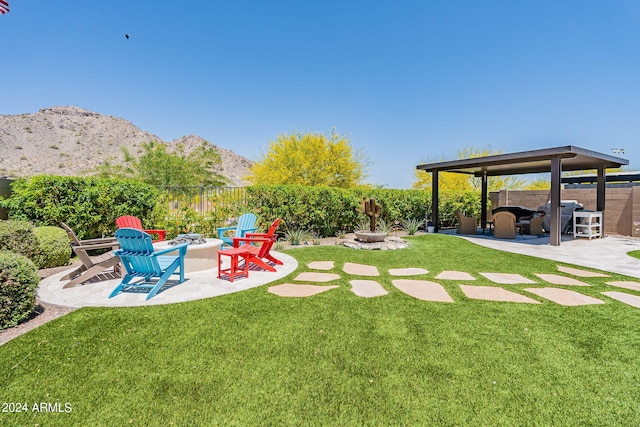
[161,186,248,213]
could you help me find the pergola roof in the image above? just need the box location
[416,145,628,176]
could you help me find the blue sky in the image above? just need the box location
[2,0,639,188]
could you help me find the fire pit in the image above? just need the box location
[154,236,223,273]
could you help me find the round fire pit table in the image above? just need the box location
[153,238,223,273]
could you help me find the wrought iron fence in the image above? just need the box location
[161,186,248,213]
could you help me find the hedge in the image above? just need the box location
[33,226,72,269]
[0,175,167,240]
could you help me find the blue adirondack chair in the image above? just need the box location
[110,228,188,300]
[217,213,258,247]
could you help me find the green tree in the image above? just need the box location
[413,145,526,192]
[246,131,367,188]
[94,141,228,187]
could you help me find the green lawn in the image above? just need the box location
[2,234,640,426]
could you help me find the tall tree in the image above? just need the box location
[413,145,526,192]
[94,141,228,187]
[246,131,367,187]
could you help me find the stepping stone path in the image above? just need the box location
[269,284,339,297]
[557,266,609,277]
[479,273,536,284]
[388,267,429,276]
[270,260,639,310]
[435,271,475,281]
[602,291,640,308]
[307,261,335,270]
[294,272,341,282]
[343,262,379,276]
[535,274,590,286]
[524,287,604,306]
[606,281,640,292]
[459,285,541,304]
[349,280,388,298]
[392,280,454,302]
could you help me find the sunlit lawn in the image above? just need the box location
[1,234,639,426]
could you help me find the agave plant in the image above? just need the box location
[284,227,310,245]
[402,218,423,235]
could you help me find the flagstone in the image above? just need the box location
[605,281,640,292]
[557,265,608,277]
[349,280,388,298]
[459,285,540,304]
[392,279,454,302]
[294,272,341,282]
[534,274,590,286]
[523,287,604,306]
[268,284,339,297]
[435,271,475,281]
[343,262,379,276]
[307,261,335,270]
[388,267,429,276]
[601,291,640,308]
[479,272,536,284]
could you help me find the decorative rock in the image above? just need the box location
[342,235,408,250]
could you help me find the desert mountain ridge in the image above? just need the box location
[0,106,254,186]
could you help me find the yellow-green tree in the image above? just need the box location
[246,131,367,187]
[413,145,526,192]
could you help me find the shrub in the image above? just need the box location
[33,226,72,269]
[0,251,40,330]
[0,219,39,260]
[0,175,166,239]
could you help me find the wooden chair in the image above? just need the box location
[455,211,478,235]
[115,215,166,242]
[231,218,283,272]
[492,211,516,239]
[109,228,188,300]
[60,223,121,288]
[217,213,258,247]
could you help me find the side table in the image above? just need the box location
[217,246,251,282]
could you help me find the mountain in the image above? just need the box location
[0,106,254,186]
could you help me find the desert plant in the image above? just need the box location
[0,251,40,330]
[33,226,72,269]
[402,218,423,235]
[375,218,393,234]
[284,228,310,245]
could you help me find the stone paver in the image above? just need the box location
[557,265,609,277]
[343,262,379,276]
[479,272,536,284]
[349,280,388,298]
[392,279,454,302]
[268,284,339,297]
[294,272,341,282]
[605,281,640,292]
[601,291,640,308]
[388,267,429,276]
[534,274,590,286]
[435,271,475,281]
[459,285,540,304]
[308,261,335,270]
[523,287,604,306]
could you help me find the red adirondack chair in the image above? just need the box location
[115,215,166,242]
[231,218,283,272]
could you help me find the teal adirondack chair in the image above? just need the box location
[217,213,258,247]
[110,228,188,300]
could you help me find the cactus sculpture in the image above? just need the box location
[363,197,382,232]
